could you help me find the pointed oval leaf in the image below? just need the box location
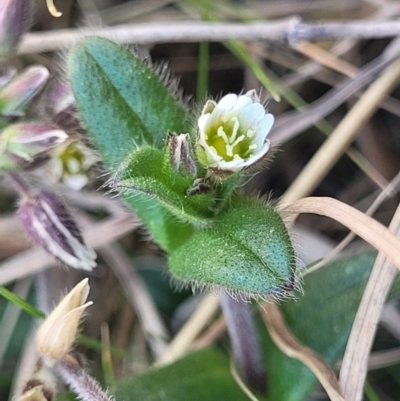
[68,36,193,169]
[169,198,296,296]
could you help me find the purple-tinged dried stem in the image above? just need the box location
[220,292,266,394]
[55,355,113,401]
[8,171,31,195]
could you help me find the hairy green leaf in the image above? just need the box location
[68,36,192,169]
[116,146,218,251]
[169,198,296,296]
[117,146,215,227]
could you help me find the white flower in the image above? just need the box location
[197,90,274,173]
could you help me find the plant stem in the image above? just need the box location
[196,41,209,102]
[56,354,114,401]
[8,171,32,197]
[219,292,266,394]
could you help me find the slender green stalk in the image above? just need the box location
[0,285,45,318]
[364,381,380,401]
[196,41,209,102]
[101,323,116,387]
[78,334,126,358]
[225,40,281,101]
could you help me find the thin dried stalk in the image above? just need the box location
[291,41,357,78]
[281,56,400,205]
[261,303,345,401]
[304,171,400,276]
[380,303,400,342]
[283,197,400,270]
[339,204,400,401]
[193,316,226,349]
[0,215,139,285]
[157,294,220,365]
[100,244,169,358]
[368,347,400,371]
[17,19,400,54]
[271,37,400,146]
[229,359,260,401]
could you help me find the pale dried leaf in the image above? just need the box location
[261,303,345,401]
[283,197,400,270]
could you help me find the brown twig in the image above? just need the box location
[0,215,139,285]
[17,19,400,54]
[280,57,400,204]
[271,38,400,146]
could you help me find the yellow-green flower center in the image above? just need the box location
[206,116,257,161]
[60,143,84,174]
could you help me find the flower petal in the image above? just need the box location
[214,94,237,112]
[197,90,274,175]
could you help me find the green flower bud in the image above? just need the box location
[168,133,197,177]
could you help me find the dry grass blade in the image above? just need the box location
[368,347,400,370]
[271,37,400,146]
[281,57,400,205]
[261,303,345,401]
[291,42,357,78]
[229,359,260,401]
[0,215,139,285]
[380,303,400,342]
[193,316,226,349]
[305,171,400,276]
[157,294,220,366]
[338,204,400,401]
[283,197,400,270]
[101,244,169,358]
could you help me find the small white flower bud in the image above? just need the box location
[0,66,49,116]
[0,123,68,169]
[36,279,92,360]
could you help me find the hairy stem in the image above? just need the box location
[55,354,113,401]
